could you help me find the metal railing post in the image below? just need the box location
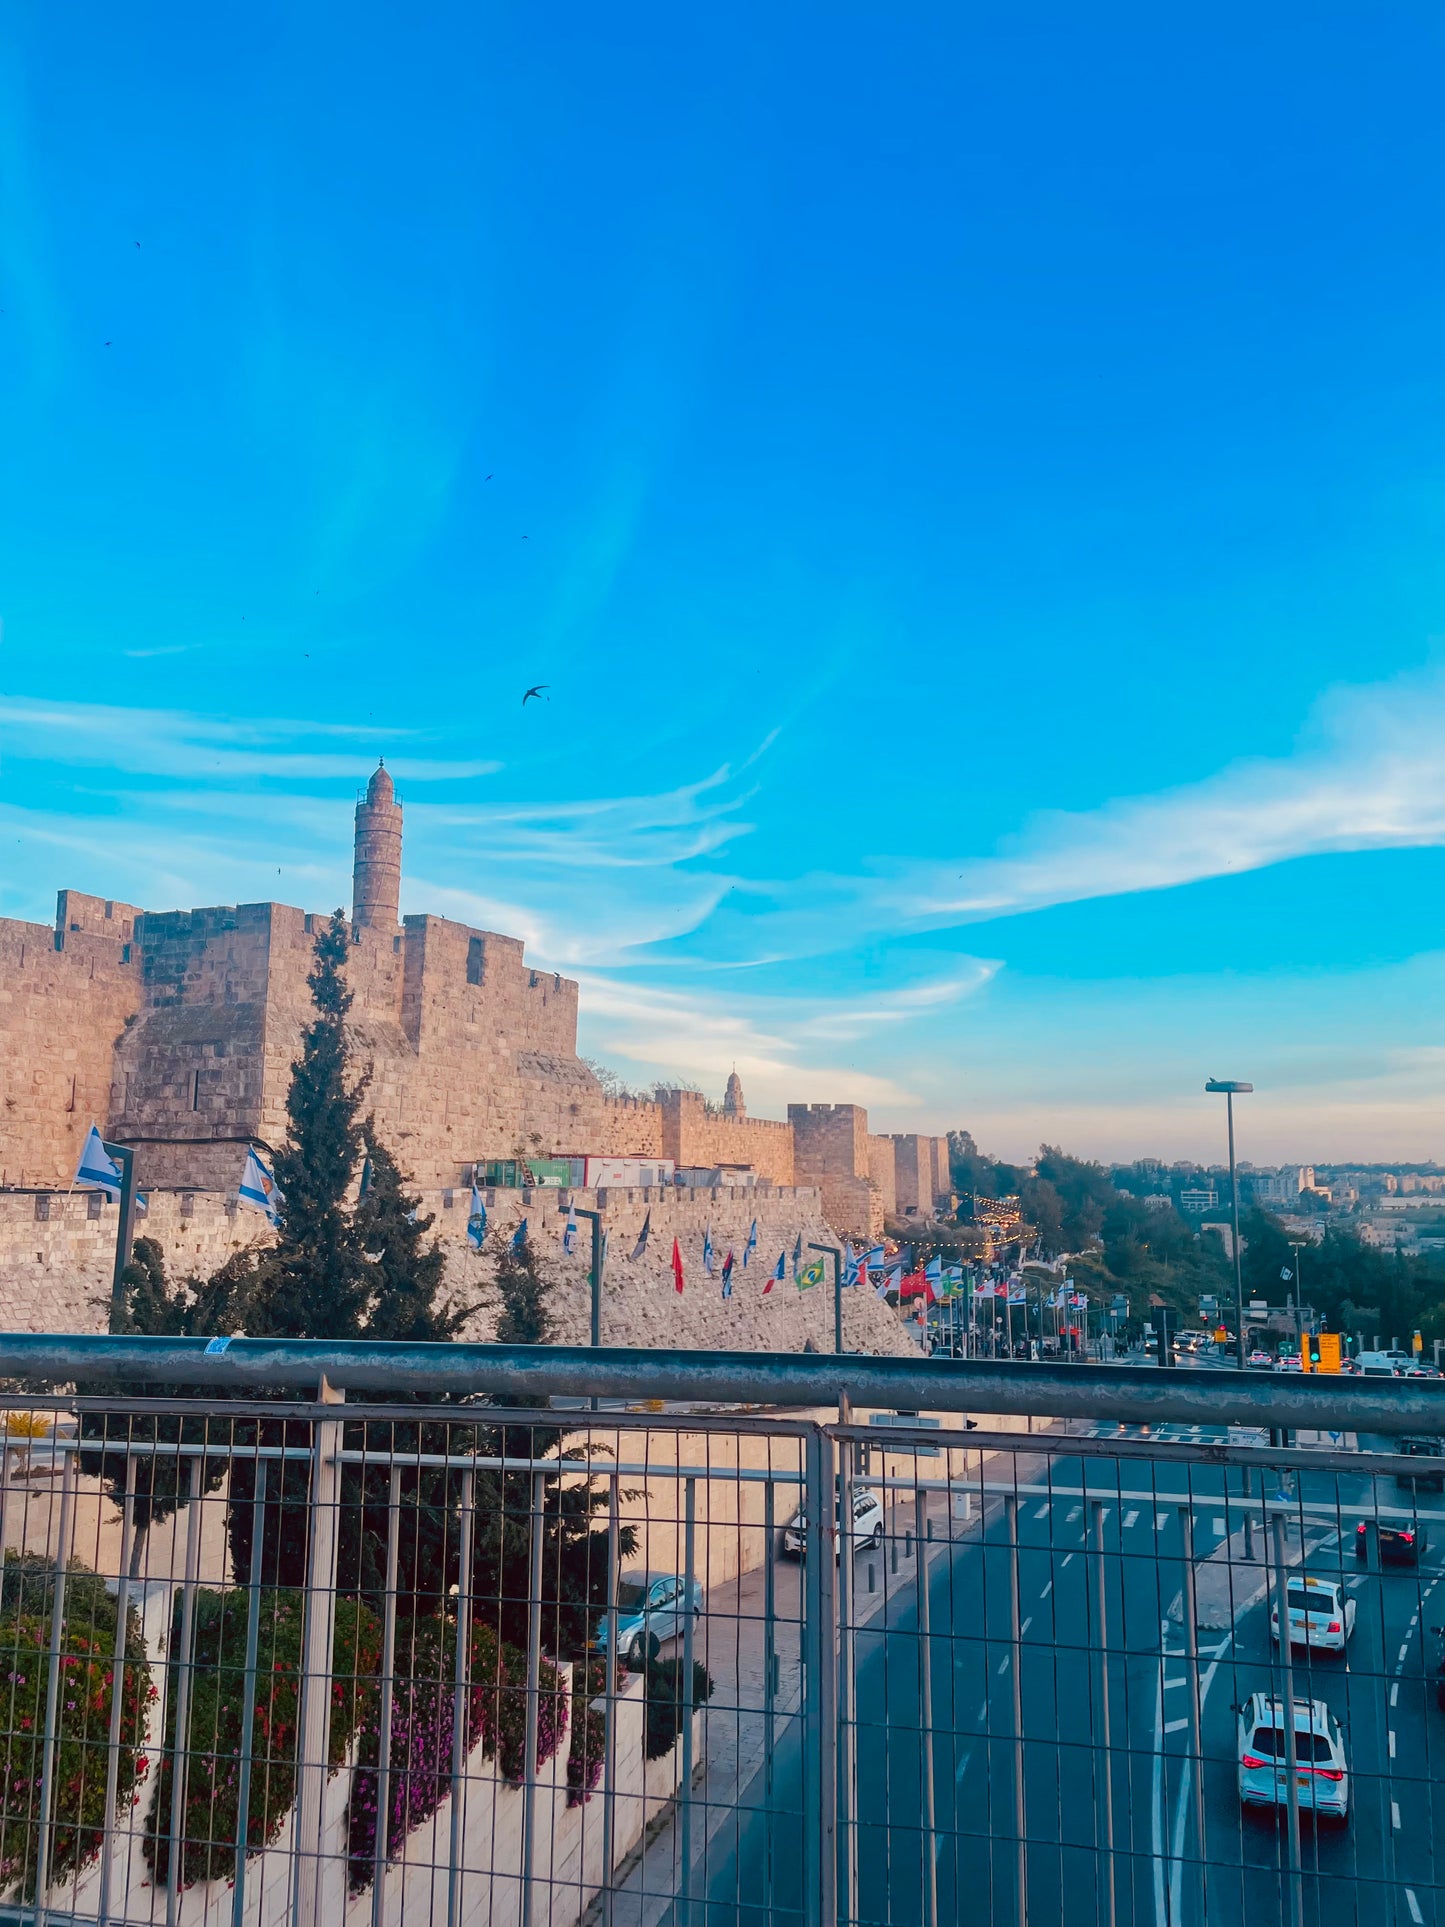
[1270,1512,1305,1927]
[802,1426,839,1927]
[232,1459,270,1927]
[447,1468,476,1927]
[1177,1503,1207,1902]
[32,1444,75,1927]
[1088,1503,1115,1927]
[677,1476,698,1927]
[369,1463,401,1927]
[164,1454,204,1927]
[520,1467,547,1927]
[98,1452,137,1927]
[601,1473,620,1927]
[836,1397,857,1927]
[913,1483,938,1927]
[292,1384,345,1927]
[1005,1492,1027,1927]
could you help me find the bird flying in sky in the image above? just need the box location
[522,685,549,705]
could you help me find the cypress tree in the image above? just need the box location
[355,1121,465,1342]
[490,1226,555,1347]
[259,909,373,1339]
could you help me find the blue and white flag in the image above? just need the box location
[74,1125,123,1201]
[702,1224,715,1275]
[358,1155,374,1200]
[924,1255,943,1287]
[511,1217,529,1254]
[875,1261,893,1299]
[842,1241,860,1288]
[743,1219,758,1269]
[238,1145,284,1225]
[563,1207,579,1255]
[467,1184,487,1250]
[630,1211,651,1262]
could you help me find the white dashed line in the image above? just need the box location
[1399,1645,1411,1665]
[1155,1512,1168,1531]
[1163,1677,1188,1690]
[1066,1506,1082,1523]
[1020,1617,1033,1636]
[1406,1889,1424,1924]
[955,1746,973,1783]
[977,1701,988,1724]
[997,1656,1010,1676]
[1389,1730,1397,1759]
[1124,1509,1140,1529]
[1033,1502,1051,1520]
[1391,1683,1399,1707]
[1392,1801,1402,1830]
[1164,1718,1190,1735]
[1040,1581,1053,1600]
[1062,1554,1075,1568]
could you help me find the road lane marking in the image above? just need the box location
[1155,1512,1168,1531]
[1212,1517,1225,1534]
[997,1656,1009,1675]
[1399,1644,1411,1664]
[1164,1718,1190,1734]
[1347,1577,1365,1589]
[977,1701,988,1723]
[1033,1502,1051,1520]
[1062,1554,1075,1568]
[1020,1617,1033,1635]
[1040,1581,1053,1600]
[955,1745,973,1783]
[1391,1682,1399,1707]
[1163,1678,1188,1690]
[1066,1506,1082,1522]
[1124,1509,1140,1528]
[1392,1801,1402,1829]
[1406,1890,1423,1924]
[1389,1729,1397,1758]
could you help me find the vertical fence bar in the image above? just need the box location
[520,1466,547,1927]
[231,1458,270,1927]
[1088,1502,1116,1927]
[1005,1492,1027,1927]
[447,1466,476,1927]
[165,1454,204,1927]
[292,1387,345,1927]
[836,1400,857,1927]
[677,1476,698,1927]
[369,1463,401,1927]
[1177,1503,1207,1900]
[97,1450,137,1927]
[801,1426,839,1927]
[31,1443,75,1927]
[601,1473,620,1927]
[913,1481,938,1927]
[1270,1511,1305,1927]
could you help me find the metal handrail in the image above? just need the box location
[1,1334,1442,1432]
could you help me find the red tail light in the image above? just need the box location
[1328,1622,1341,1633]
[1402,1532,1416,1543]
[1312,1768,1344,1781]
[1241,1754,1267,1770]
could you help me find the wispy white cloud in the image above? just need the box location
[896,662,1445,927]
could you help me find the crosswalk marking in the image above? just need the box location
[1033,1502,1051,1520]
[1123,1509,1140,1528]
[1155,1512,1169,1531]
[1066,1506,1082,1523]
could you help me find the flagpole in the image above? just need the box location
[102,1142,138,1335]
[809,1243,843,1354]
[566,1204,606,1408]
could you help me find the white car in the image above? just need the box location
[1237,1692,1349,1824]
[781,1488,885,1560]
[1269,1575,1355,1653]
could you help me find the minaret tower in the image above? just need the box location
[352,761,403,927]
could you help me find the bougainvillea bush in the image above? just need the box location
[643,1659,714,1762]
[0,1558,152,1901]
[346,1615,567,1892]
[565,1656,614,1808]
[144,1587,381,1889]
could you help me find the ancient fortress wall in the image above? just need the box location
[0,1182,914,1356]
[655,1090,795,1181]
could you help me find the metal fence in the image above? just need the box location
[0,1340,1437,1927]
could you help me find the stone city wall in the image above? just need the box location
[655,1090,795,1182]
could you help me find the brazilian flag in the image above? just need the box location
[795,1257,826,1291]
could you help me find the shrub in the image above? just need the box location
[0,1560,152,1900]
[643,1659,713,1762]
[144,1588,381,1889]
[346,1615,568,1892]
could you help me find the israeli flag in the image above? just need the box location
[703,1223,715,1275]
[467,1185,487,1250]
[563,1207,578,1256]
[512,1217,528,1254]
[842,1241,860,1287]
[630,1211,652,1262]
[743,1219,758,1268]
[74,1125,123,1201]
[1280,1265,1293,1282]
[924,1255,942,1285]
[238,1146,284,1225]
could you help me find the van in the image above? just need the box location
[1357,1352,1404,1377]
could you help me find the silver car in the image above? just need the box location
[593,1569,705,1669]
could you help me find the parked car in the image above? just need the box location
[1247,1350,1273,1369]
[1355,1521,1426,1565]
[1270,1575,1355,1653]
[1395,1437,1445,1492]
[1236,1692,1349,1825]
[781,1487,886,1560]
[591,1570,705,1669]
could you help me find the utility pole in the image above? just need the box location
[810,1243,844,1353]
[1205,1080,1253,1369]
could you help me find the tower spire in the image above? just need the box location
[353,761,402,927]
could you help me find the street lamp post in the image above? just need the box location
[809,1243,844,1353]
[1205,1080,1253,1370]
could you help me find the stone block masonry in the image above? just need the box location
[0,1184,916,1357]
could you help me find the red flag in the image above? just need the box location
[671,1237,684,1294]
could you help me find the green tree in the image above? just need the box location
[491,1227,554,1347]
[355,1121,465,1342]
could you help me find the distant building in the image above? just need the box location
[1143,1194,1173,1212]
[1180,1187,1220,1214]
[1248,1167,1315,1207]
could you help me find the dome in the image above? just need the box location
[365,762,395,806]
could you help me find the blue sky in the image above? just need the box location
[3,2,1445,1163]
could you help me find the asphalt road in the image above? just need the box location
[697,1434,1445,1927]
